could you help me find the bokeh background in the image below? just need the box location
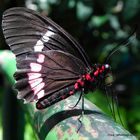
[0,0,140,140]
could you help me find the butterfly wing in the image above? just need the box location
[14,50,86,105]
[2,7,90,109]
[2,7,91,68]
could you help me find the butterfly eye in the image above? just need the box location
[105,64,110,69]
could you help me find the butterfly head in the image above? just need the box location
[103,64,113,86]
[92,63,113,87]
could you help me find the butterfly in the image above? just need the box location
[2,7,114,110]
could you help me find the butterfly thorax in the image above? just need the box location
[73,64,113,94]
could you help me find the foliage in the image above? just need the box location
[0,0,140,139]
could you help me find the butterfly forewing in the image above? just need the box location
[2,7,91,67]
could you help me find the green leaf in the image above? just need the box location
[76,1,93,21]
[98,0,118,12]
[0,51,16,84]
[88,15,108,27]
[108,15,120,30]
[123,0,139,21]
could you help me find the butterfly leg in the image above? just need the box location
[77,88,85,132]
[69,90,83,109]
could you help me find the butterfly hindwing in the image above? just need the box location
[14,50,86,103]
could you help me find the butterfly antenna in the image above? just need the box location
[104,27,137,64]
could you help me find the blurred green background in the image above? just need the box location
[0,0,140,139]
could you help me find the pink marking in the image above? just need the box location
[74,83,79,89]
[29,78,43,88]
[86,74,91,80]
[37,90,45,99]
[33,82,45,94]
[28,73,41,80]
[37,54,45,63]
[30,63,42,72]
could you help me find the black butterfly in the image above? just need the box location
[2,7,114,110]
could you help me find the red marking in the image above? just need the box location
[102,65,105,70]
[36,103,42,109]
[99,70,103,73]
[37,54,45,63]
[81,81,84,86]
[94,70,99,76]
[69,91,74,95]
[61,95,66,99]
[74,83,79,89]
[77,79,84,87]
[91,77,95,82]
[30,63,42,72]
[28,73,41,80]
[85,74,91,80]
